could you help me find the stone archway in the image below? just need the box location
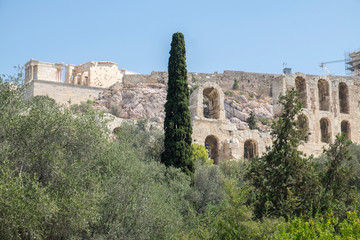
[203,87,221,119]
[339,82,349,114]
[295,77,307,108]
[298,114,309,130]
[341,120,351,140]
[298,114,309,140]
[244,139,258,160]
[318,79,330,111]
[205,135,219,164]
[320,118,331,143]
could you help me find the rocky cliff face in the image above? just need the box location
[94,83,166,122]
[93,83,273,131]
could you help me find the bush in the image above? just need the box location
[191,143,211,165]
[187,161,224,213]
[273,211,360,239]
[233,79,239,90]
[224,90,233,96]
[190,84,199,94]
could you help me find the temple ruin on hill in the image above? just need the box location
[24,52,360,161]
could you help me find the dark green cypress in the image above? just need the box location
[161,32,194,180]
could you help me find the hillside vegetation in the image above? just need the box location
[2,70,360,239]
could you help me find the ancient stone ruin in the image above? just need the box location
[24,52,360,162]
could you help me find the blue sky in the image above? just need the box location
[0,0,359,76]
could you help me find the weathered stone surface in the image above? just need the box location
[94,83,167,120]
[24,58,360,162]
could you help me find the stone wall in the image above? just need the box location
[123,70,279,96]
[272,73,360,156]
[25,80,104,105]
[23,59,360,161]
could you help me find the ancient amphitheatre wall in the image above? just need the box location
[24,59,360,162]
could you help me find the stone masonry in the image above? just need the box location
[24,53,360,163]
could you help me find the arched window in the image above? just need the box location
[341,120,351,140]
[320,118,331,143]
[205,135,219,164]
[339,82,349,114]
[244,139,258,160]
[318,79,330,111]
[298,114,309,140]
[203,87,221,119]
[295,77,307,108]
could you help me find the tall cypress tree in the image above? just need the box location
[161,32,194,180]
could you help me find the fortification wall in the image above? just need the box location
[25,80,104,104]
[123,71,278,96]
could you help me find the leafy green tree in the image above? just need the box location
[319,134,356,215]
[0,69,107,239]
[246,111,258,130]
[161,32,194,180]
[246,89,319,220]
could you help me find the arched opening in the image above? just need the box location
[205,135,219,164]
[341,120,351,140]
[318,79,330,111]
[339,82,349,114]
[298,114,309,140]
[295,77,307,108]
[320,118,331,143]
[203,87,220,119]
[244,139,258,160]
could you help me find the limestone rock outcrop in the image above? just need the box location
[93,83,274,132]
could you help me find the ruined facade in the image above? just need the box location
[272,72,360,156]
[24,55,360,162]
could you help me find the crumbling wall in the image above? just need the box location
[123,70,278,96]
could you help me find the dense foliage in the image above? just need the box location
[161,32,194,180]
[247,89,318,220]
[2,64,360,239]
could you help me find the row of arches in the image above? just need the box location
[319,118,351,143]
[295,77,349,114]
[205,135,259,163]
[295,114,351,143]
[204,117,351,164]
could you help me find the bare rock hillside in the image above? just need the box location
[93,83,273,131]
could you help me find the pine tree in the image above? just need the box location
[161,32,194,180]
[246,89,318,220]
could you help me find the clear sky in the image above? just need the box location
[0,0,359,76]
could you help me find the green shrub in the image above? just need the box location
[233,79,239,90]
[187,161,224,213]
[191,143,211,165]
[190,84,199,94]
[273,211,360,239]
[224,90,233,96]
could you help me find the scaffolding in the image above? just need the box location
[345,50,360,76]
